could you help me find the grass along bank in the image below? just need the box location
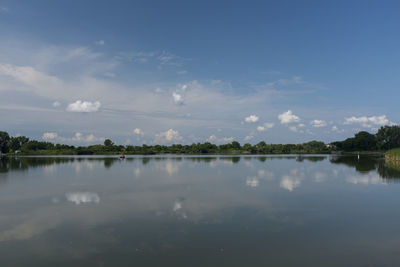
[386,148,400,162]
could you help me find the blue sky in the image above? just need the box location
[0,0,399,145]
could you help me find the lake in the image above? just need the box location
[1,155,400,266]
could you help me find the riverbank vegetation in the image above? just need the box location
[386,148,400,163]
[0,125,399,155]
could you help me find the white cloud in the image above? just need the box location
[278,110,300,124]
[94,40,105,46]
[66,100,101,112]
[69,132,104,143]
[45,132,104,144]
[257,126,265,132]
[331,125,344,133]
[344,115,389,128]
[66,192,100,205]
[172,92,184,105]
[207,135,217,142]
[155,129,183,143]
[206,135,234,144]
[244,135,253,141]
[289,125,304,133]
[52,101,61,107]
[310,120,327,128]
[0,7,8,12]
[133,128,143,136]
[257,122,274,132]
[245,114,259,123]
[42,132,58,140]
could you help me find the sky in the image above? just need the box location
[0,0,399,145]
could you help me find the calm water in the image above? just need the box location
[1,155,400,266]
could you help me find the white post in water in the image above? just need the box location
[357,153,360,160]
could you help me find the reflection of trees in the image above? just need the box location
[257,157,267,162]
[330,156,378,173]
[219,157,241,164]
[0,157,75,173]
[186,157,217,163]
[330,155,400,181]
[103,158,117,169]
[378,161,400,181]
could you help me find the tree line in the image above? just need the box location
[331,125,400,151]
[0,125,399,155]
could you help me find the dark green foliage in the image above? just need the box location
[9,136,29,151]
[0,131,10,153]
[104,139,114,146]
[376,125,400,150]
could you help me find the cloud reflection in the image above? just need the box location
[246,177,260,187]
[280,168,304,191]
[346,173,385,185]
[66,192,100,205]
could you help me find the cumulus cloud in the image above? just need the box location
[244,135,253,141]
[206,135,234,144]
[289,124,305,133]
[172,92,184,105]
[310,119,327,128]
[133,128,143,136]
[155,129,183,143]
[344,115,389,128]
[68,132,104,143]
[52,101,61,107]
[66,192,100,205]
[42,132,104,144]
[278,110,300,124]
[257,122,274,132]
[42,132,58,140]
[331,125,344,133]
[66,100,101,112]
[245,114,259,123]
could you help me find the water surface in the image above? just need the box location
[1,155,400,266]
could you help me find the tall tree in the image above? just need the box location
[0,131,10,153]
[376,126,400,150]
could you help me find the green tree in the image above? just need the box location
[376,125,400,150]
[104,139,114,146]
[9,136,29,151]
[353,131,377,151]
[0,131,10,153]
[231,141,241,150]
